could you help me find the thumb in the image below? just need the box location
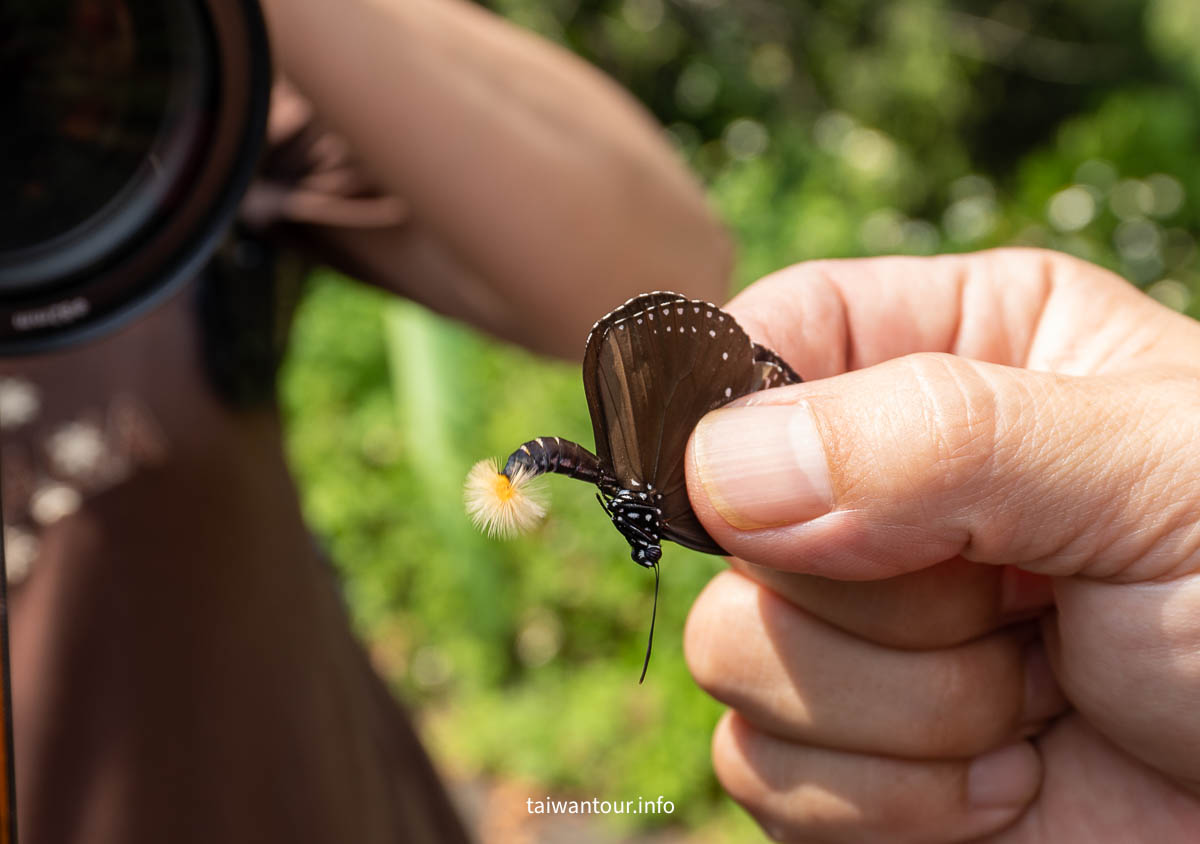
[685,351,1200,581]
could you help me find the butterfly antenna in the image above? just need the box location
[639,561,660,685]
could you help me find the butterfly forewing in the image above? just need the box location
[582,292,690,474]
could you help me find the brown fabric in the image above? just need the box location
[2,83,472,844]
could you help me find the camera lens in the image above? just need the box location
[0,0,212,292]
[0,0,269,353]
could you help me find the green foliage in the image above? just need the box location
[281,1,1200,838]
[283,276,732,831]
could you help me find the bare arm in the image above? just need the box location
[257,0,732,357]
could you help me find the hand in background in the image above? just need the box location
[683,249,1200,842]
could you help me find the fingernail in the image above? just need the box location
[967,743,1039,809]
[692,403,834,530]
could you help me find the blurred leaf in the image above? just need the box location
[281,2,1200,839]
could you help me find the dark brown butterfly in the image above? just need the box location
[465,291,802,679]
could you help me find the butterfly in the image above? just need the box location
[465,291,802,679]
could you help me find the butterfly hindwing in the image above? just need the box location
[658,508,727,555]
[752,342,804,389]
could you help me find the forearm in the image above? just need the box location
[259,0,732,356]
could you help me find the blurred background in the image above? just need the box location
[279,0,1200,840]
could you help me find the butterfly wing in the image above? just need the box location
[752,342,804,389]
[582,291,688,474]
[583,293,764,554]
[658,505,728,554]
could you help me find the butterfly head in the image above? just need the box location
[631,542,661,568]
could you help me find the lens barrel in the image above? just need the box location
[0,0,270,353]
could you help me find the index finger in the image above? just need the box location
[725,247,1147,379]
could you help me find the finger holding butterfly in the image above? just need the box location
[687,248,1200,579]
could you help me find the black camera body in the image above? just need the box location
[0,0,271,354]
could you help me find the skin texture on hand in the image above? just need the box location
[683,249,1200,843]
[257,0,732,358]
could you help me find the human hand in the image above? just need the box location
[682,249,1200,842]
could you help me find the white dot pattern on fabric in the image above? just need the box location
[47,421,108,478]
[3,526,38,585]
[0,377,41,429]
[31,483,83,526]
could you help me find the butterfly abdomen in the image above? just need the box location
[464,437,617,540]
[503,437,612,487]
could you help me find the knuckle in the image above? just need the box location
[892,353,1001,502]
[683,573,745,693]
[710,717,801,843]
[711,714,761,806]
[980,246,1094,286]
